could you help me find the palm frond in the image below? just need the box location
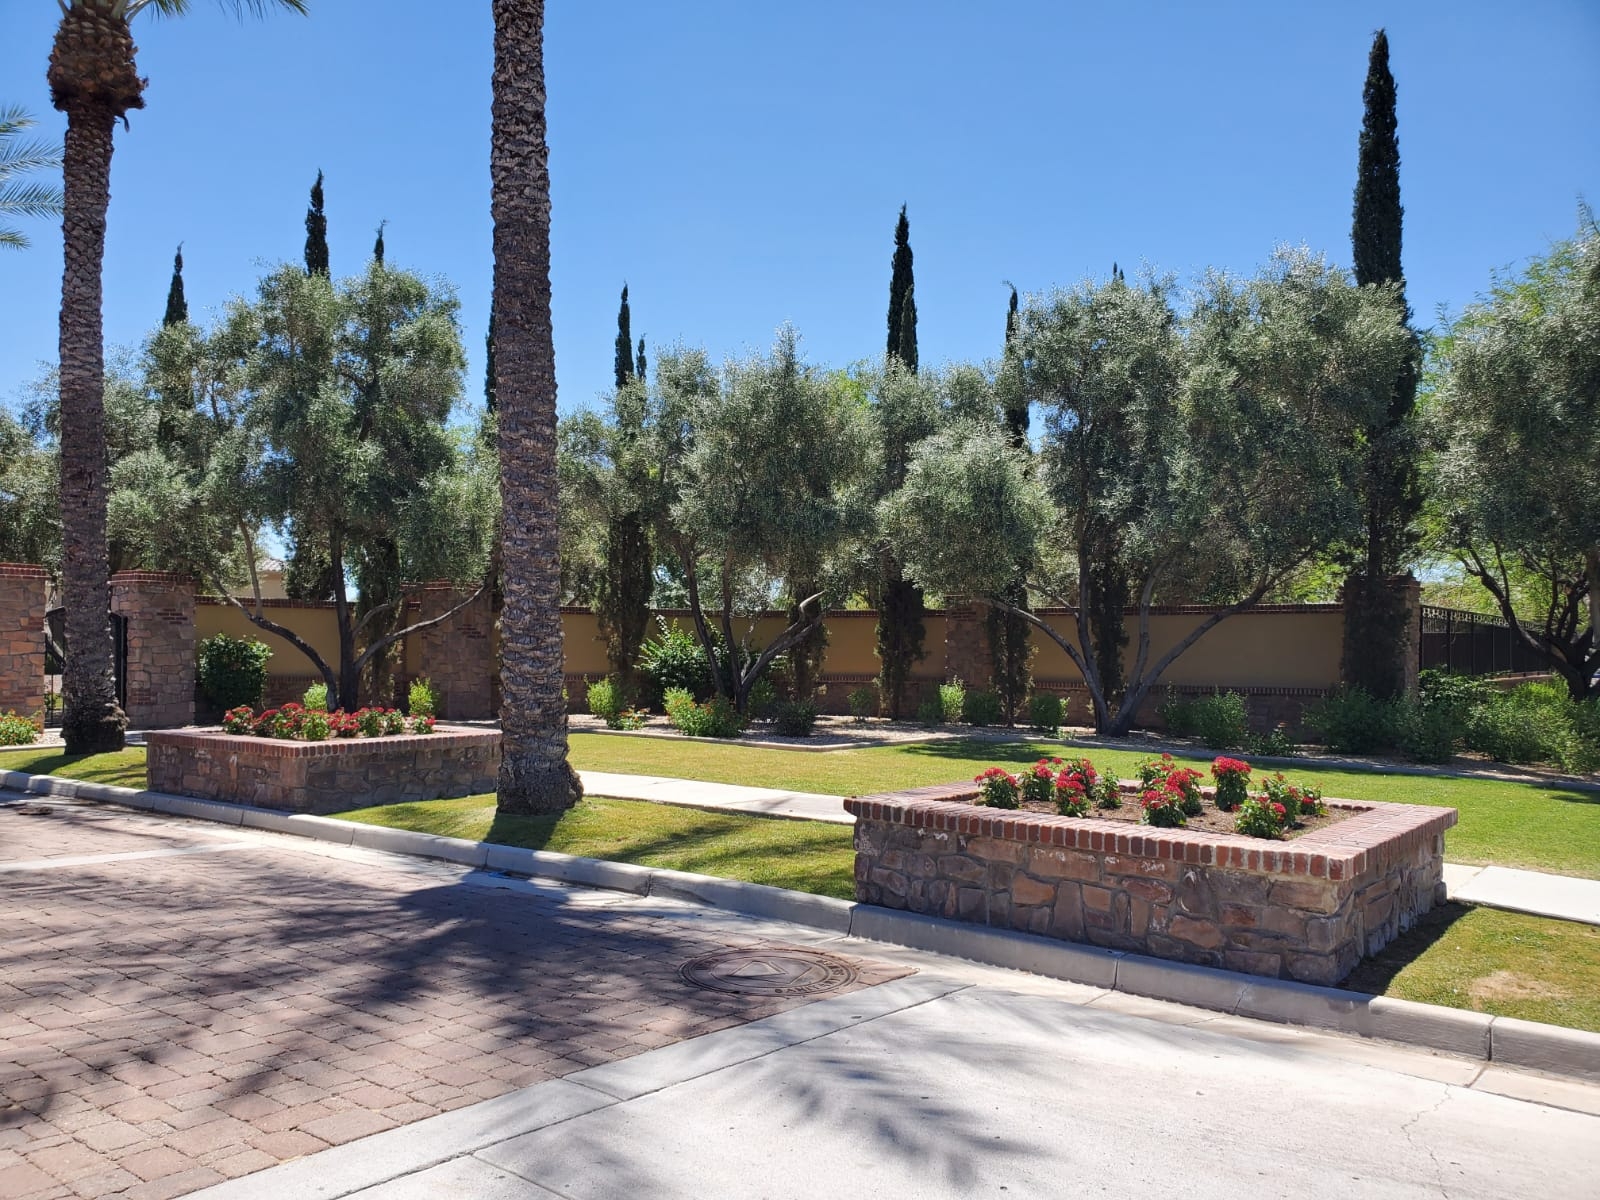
[0,183,65,219]
[0,227,30,250]
[0,139,65,179]
[126,0,310,19]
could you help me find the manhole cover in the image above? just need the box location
[679,947,859,996]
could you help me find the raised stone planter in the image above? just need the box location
[145,727,500,814]
[845,783,1456,985]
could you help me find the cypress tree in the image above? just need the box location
[1344,27,1422,700]
[635,336,647,381]
[886,205,917,372]
[988,283,1033,723]
[304,169,329,278]
[485,310,497,414]
[372,220,386,266]
[876,206,927,717]
[614,284,633,388]
[162,244,187,327]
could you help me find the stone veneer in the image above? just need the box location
[846,783,1456,985]
[0,563,47,719]
[111,571,195,728]
[146,727,501,814]
[414,584,496,720]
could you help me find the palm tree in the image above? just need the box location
[0,105,63,250]
[47,0,305,752]
[491,0,582,813]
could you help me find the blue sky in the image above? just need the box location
[1,0,1596,421]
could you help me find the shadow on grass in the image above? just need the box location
[1550,789,1600,806]
[892,737,1066,767]
[485,809,562,851]
[1337,901,1474,997]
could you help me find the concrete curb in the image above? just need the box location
[6,769,1598,1085]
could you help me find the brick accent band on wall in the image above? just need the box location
[845,788,1456,985]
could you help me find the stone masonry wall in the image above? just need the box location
[0,564,47,719]
[146,727,501,814]
[847,785,1455,985]
[413,584,495,720]
[111,572,195,728]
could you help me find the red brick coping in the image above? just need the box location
[146,726,501,814]
[844,782,1457,985]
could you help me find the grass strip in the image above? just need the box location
[335,793,856,899]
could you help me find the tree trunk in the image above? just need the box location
[54,75,131,753]
[491,0,581,814]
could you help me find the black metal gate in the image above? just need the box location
[1418,605,1545,676]
[44,608,128,714]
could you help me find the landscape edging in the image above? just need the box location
[5,768,1597,1085]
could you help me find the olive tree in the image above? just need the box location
[883,252,1411,734]
[665,328,873,713]
[1429,214,1599,698]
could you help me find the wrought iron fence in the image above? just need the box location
[1418,605,1546,676]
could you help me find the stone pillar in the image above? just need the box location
[1340,573,1422,700]
[414,584,494,720]
[0,563,48,719]
[942,600,993,691]
[111,572,195,728]
[1397,575,1422,700]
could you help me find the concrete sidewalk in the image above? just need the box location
[580,770,1600,927]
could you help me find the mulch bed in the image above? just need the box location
[1004,791,1356,840]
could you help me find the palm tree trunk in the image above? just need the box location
[491,0,581,814]
[53,24,133,754]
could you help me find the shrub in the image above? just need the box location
[1465,696,1575,768]
[300,710,332,741]
[302,683,328,712]
[939,678,966,725]
[1211,756,1251,811]
[221,705,254,735]
[357,707,387,738]
[408,677,439,718]
[1234,796,1286,840]
[1027,693,1064,734]
[409,714,436,735]
[747,676,780,722]
[1137,754,1202,815]
[382,708,406,735]
[975,767,1020,809]
[963,690,1003,727]
[916,694,944,726]
[848,685,878,723]
[1158,689,1197,737]
[0,709,41,746]
[1054,758,1103,817]
[614,708,648,731]
[639,620,715,704]
[1304,688,1397,755]
[1394,699,1460,764]
[196,633,272,711]
[587,678,625,727]
[663,688,742,738]
[772,700,818,737]
[1021,757,1060,806]
[1249,724,1300,758]
[1138,786,1187,828]
[1189,691,1250,750]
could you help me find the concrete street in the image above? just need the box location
[4,790,1598,1199]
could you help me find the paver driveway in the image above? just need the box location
[0,794,906,1199]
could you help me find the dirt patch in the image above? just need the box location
[1468,969,1565,1004]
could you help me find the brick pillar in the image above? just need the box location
[942,600,993,691]
[414,584,494,720]
[1340,573,1422,700]
[0,563,48,719]
[1397,574,1422,700]
[111,572,195,728]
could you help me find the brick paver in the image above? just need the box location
[0,798,906,1198]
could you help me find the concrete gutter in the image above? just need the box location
[5,767,1598,1085]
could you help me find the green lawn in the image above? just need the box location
[1342,904,1600,1034]
[569,733,1600,879]
[336,793,857,899]
[0,746,147,789]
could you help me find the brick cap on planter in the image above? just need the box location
[109,570,193,584]
[0,562,48,578]
[842,785,1457,883]
[145,726,500,760]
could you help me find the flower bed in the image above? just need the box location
[145,725,498,815]
[222,702,434,739]
[848,757,1456,984]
